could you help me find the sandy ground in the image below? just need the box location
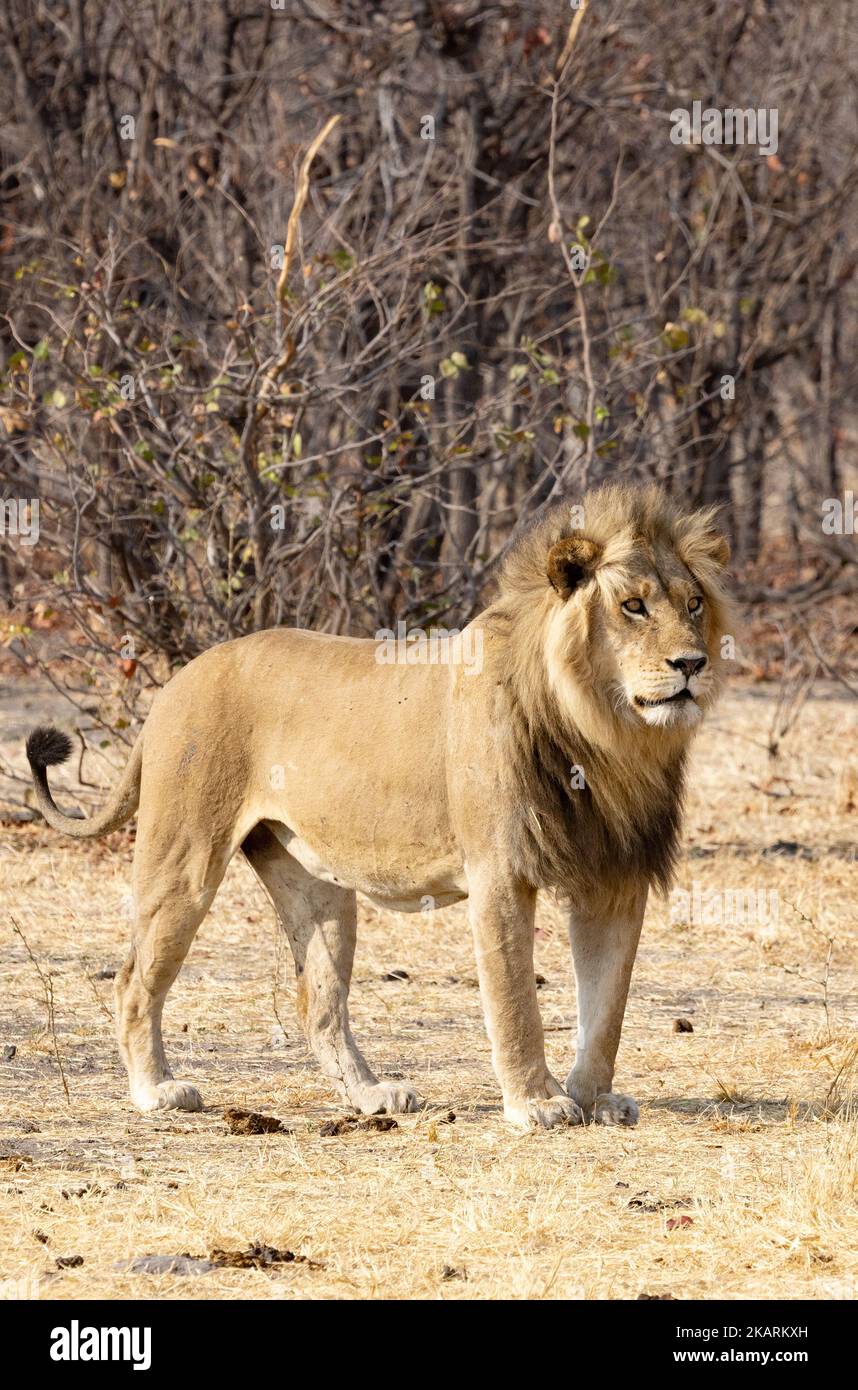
[0,682,856,1301]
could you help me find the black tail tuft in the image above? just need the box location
[26,726,73,770]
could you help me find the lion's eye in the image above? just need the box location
[621,598,647,617]
[688,596,703,614]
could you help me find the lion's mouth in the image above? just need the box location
[634,688,695,709]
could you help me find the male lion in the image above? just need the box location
[26,483,732,1129]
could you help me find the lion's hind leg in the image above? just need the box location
[242,824,422,1115]
[116,840,231,1113]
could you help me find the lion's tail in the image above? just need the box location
[25,726,142,839]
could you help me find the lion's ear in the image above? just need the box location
[677,511,731,573]
[706,531,730,568]
[546,536,602,600]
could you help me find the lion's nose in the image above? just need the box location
[667,654,707,678]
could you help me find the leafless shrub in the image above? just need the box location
[1,1,856,731]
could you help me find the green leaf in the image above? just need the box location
[423,281,446,315]
[661,323,690,351]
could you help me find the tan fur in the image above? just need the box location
[27,483,733,1129]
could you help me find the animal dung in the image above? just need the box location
[319,1114,399,1136]
[223,1108,291,1135]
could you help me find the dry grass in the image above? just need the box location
[1,684,856,1301]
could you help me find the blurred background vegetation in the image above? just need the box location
[1,0,856,746]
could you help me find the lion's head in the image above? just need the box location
[499,482,734,749]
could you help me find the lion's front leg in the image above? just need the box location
[468,868,583,1131]
[565,885,647,1126]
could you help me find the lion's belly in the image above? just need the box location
[242,639,466,908]
[262,821,467,911]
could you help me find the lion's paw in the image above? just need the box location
[505,1095,585,1131]
[593,1092,639,1127]
[352,1081,423,1115]
[134,1080,204,1113]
